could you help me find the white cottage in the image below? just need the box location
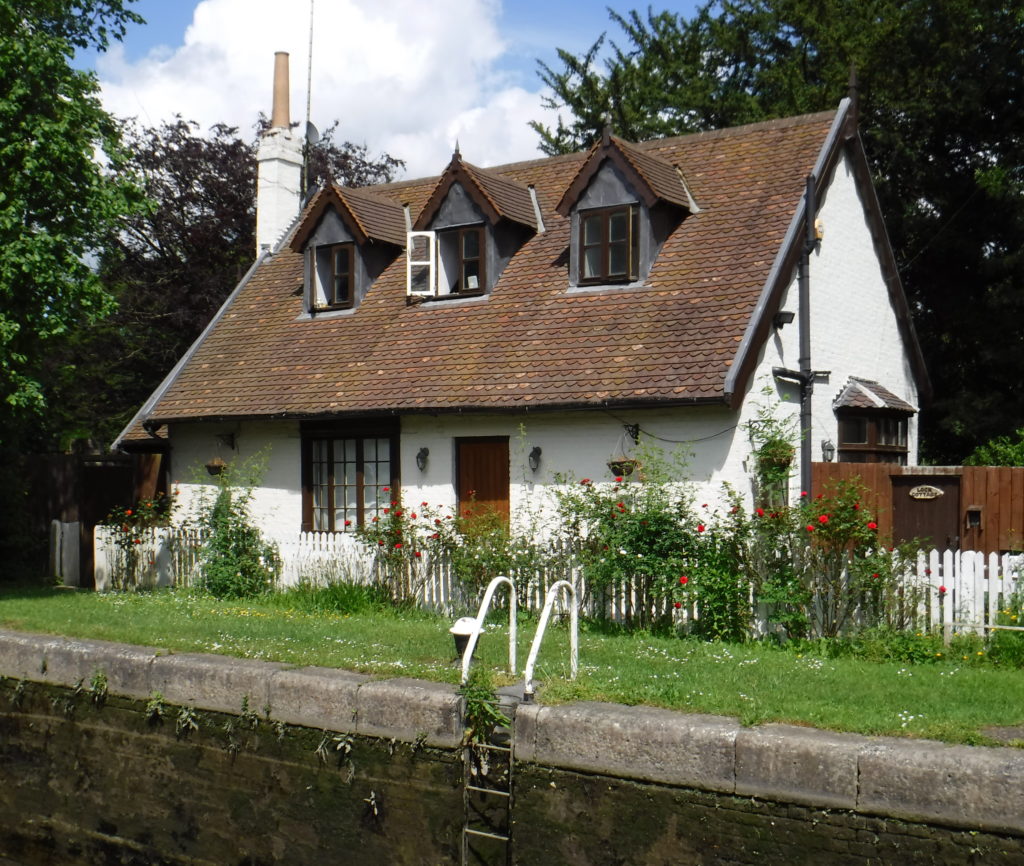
[116,57,928,552]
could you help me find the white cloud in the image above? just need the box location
[96,0,561,178]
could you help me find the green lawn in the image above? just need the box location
[1,584,1022,746]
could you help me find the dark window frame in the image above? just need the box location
[300,421,400,532]
[578,204,640,285]
[439,225,487,296]
[837,412,910,465]
[310,242,356,311]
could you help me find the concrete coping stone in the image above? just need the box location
[4,629,1024,833]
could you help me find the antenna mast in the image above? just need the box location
[302,0,314,197]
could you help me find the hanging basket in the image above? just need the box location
[205,456,227,476]
[607,457,640,478]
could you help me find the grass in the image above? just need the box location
[1,582,1022,745]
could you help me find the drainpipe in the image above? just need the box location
[798,175,817,497]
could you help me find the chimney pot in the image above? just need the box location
[271,51,290,129]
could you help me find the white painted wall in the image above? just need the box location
[740,149,920,494]
[168,419,303,546]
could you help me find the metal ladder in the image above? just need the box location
[461,696,515,866]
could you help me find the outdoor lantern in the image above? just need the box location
[821,439,836,462]
[528,446,542,472]
[416,447,429,471]
[449,616,482,659]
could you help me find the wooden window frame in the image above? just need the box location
[300,421,399,532]
[578,204,640,285]
[837,412,910,465]
[440,226,486,295]
[310,242,356,311]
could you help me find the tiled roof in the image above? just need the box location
[414,153,537,230]
[126,110,843,435]
[290,185,406,250]
[833,377,917,413]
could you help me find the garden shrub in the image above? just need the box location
[195,459,279,599]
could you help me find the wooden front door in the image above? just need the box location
[456,437,510,523]
[892,475,961,550]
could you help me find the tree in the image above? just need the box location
[533,2,1024,462]
[44,118,405,448]
[0,0,142,418]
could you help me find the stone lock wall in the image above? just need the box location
[1,629,1023,865]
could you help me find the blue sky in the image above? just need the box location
[82,0,703,177]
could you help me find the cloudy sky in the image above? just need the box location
[80,0,701,179]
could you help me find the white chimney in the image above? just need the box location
[256,51,303,256]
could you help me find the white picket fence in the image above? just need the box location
[92,526,1022,635]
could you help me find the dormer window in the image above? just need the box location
[556,130,697,290]
[310,242,355,309]
[290,185,405,315]
[580,205,639,284]
[440,225,486,294]
[409,151,539,300]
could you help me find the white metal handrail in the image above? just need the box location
[460,575,518,685]
[523,579,578,701]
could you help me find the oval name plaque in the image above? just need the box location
[909,484,944,500]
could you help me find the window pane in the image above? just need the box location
[334,247,350,274]
[839,417,867,444]
[583,214,602,245]
[608,210,627,242]
[463,261,480,290]
[583,246,601,279]
[608,241,627,276]
[462,230,480,259]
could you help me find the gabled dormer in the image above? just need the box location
[557,129,698,288]
[290,185,405,314]
[408,150,540,299]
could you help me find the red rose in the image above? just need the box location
[679,576,688,585]
[674,601,682,609]
[800,491,808,497]
[818,514,829,524]
[382,486,390,492]
[414,551,422,558]
[697,524,705,533]
[344,520,352,527]
[394,542,403,549]
[125,509,133,516]
[867,521,878,530]
[806,525,815,532]
[615,476,623,482]
[939,585,947,594]
[756,508,764,517]
[872,572,880,579]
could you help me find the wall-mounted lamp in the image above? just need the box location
[821,439,836,462]
[416,447,429,471]
[216,432,236,450]
[773,310,796,329]
[528,446,542,472]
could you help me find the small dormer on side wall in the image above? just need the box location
[410,152,538,299]
[290,185,405,315]
[557,131,698,289]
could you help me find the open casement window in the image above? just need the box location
[439,226,486,295]
[309,242,355,310]
[301,426,399,532]
[406,225,488,297]
[579,205,640,284]
[837,413,909,465]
